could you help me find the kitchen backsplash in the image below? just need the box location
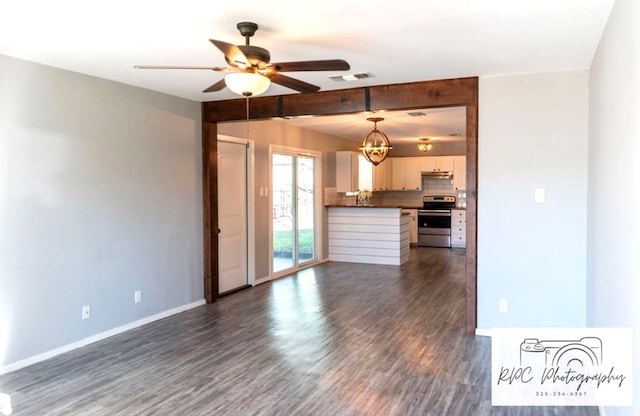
[379,191,423,207]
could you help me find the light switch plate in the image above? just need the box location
[534,188,545,203]
[82,305,91,320]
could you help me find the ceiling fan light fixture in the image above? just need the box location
[225,72,271,97]
[417,138,433,152]
[360,117,392,166]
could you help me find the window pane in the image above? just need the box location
[297,156,314,263]
[272,154,294,273]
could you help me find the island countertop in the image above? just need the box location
[325,204,420,210]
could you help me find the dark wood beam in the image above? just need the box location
[201,118,218,303]
[368,77,478,111]
[465,102,478,335]
[202,87,367,122]
[202,77,479,122]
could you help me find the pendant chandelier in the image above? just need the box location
[360,117,392,165]
[417,138,433,152]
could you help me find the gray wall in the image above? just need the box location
[218,119,355,280]
[587,0,640,414]
[477,70,589,328]
[0,54,203,366]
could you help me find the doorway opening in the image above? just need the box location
[201,77,478,333]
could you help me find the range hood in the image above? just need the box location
[421,171,454,179]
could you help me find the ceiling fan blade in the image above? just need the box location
[267,73,321,93]
[209,39,250,68]
[134,65,227,71]
[269,59,350,72]
[202,79,227,93]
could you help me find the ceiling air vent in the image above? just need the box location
[407,111,427,117]
[329,72,374,82]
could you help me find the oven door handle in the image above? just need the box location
[418,210,451,216]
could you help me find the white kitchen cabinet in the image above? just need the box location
[402,209,418,244]
[421,156,455,172]
[405,157,422,190]
[391,157,421,190]
[372,159,392,191]
[358,155,373,191]
[337,151,374,192]
[451,209,466,248]
[453,155,466,191]
[391,158,407,190]
[336,151,359,193]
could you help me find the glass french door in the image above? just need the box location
[272,152,316,274]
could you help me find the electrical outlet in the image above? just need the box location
[134,290,142,304]
[499,299,508,313]
[82,305,91,320]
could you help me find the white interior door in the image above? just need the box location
[218,140,248,294]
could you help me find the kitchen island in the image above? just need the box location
[327,206,410,265]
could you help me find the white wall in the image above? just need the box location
[477,70,589,329]
[0,54,203,368]
[587,0,640,414]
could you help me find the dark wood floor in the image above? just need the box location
[1,248,599,415]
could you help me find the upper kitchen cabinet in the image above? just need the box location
[453,155,466,190]
[336,151,359,193]
[391,157,421,190]
[358,154,373,191]
[391,158,406,190]
[373,159,392,191]
[336,151,375,192]
[421,156,455,172]
[405,158,422,190]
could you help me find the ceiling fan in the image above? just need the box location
[135,21,351,96]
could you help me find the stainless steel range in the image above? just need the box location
[418,195,456,247]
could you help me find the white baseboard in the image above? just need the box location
[0,299,206,376]
[475,328,492,337]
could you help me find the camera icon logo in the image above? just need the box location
[520,337,602,368]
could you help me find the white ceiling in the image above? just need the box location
[0,0,614,142]
[278,107,467,144]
